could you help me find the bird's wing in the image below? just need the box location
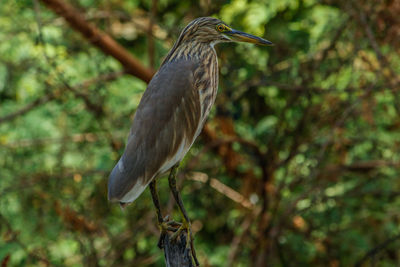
[108,59,202,202]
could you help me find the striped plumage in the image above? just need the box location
[108,17,272,207]
[108,18,223,205]
[158,17,222,131]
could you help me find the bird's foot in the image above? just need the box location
[157,215,181,249]
[170,219,199,266]
[159,215,182,231]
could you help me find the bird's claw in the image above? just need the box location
[170,220,191,242]
[157,215,182,248]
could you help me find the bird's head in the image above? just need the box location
[177,17,273,46]
[161,17,273,65]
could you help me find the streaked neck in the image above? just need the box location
[162,41,216,65]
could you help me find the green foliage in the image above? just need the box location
[1,0,400,266]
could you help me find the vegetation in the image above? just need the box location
[1,0,399,266]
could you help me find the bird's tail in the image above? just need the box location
[108,158,148,204]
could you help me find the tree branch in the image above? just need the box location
[0,71,123,125]
[0,94,53,124]
[39,0,154,83]
[355,233,400,267]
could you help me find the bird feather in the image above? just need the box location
[108,59,202,203]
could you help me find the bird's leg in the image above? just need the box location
[168,166,200,266]
[149,180,163,223]
[149,179,181,249]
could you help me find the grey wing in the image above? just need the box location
[108,60,201,203]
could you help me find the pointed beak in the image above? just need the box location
[226,29,273,46]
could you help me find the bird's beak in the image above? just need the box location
[226,29,273,46]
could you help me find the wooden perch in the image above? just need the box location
[161,231,195,267]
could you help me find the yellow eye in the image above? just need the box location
[216,24,225,32]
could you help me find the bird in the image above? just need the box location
[108,17,272,265]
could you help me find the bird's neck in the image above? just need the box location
[162,42,217,65]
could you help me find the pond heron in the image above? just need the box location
[108,17,272,265]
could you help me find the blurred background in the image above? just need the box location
[1,0,400,266]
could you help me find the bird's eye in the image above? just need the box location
[216,24,225,32]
